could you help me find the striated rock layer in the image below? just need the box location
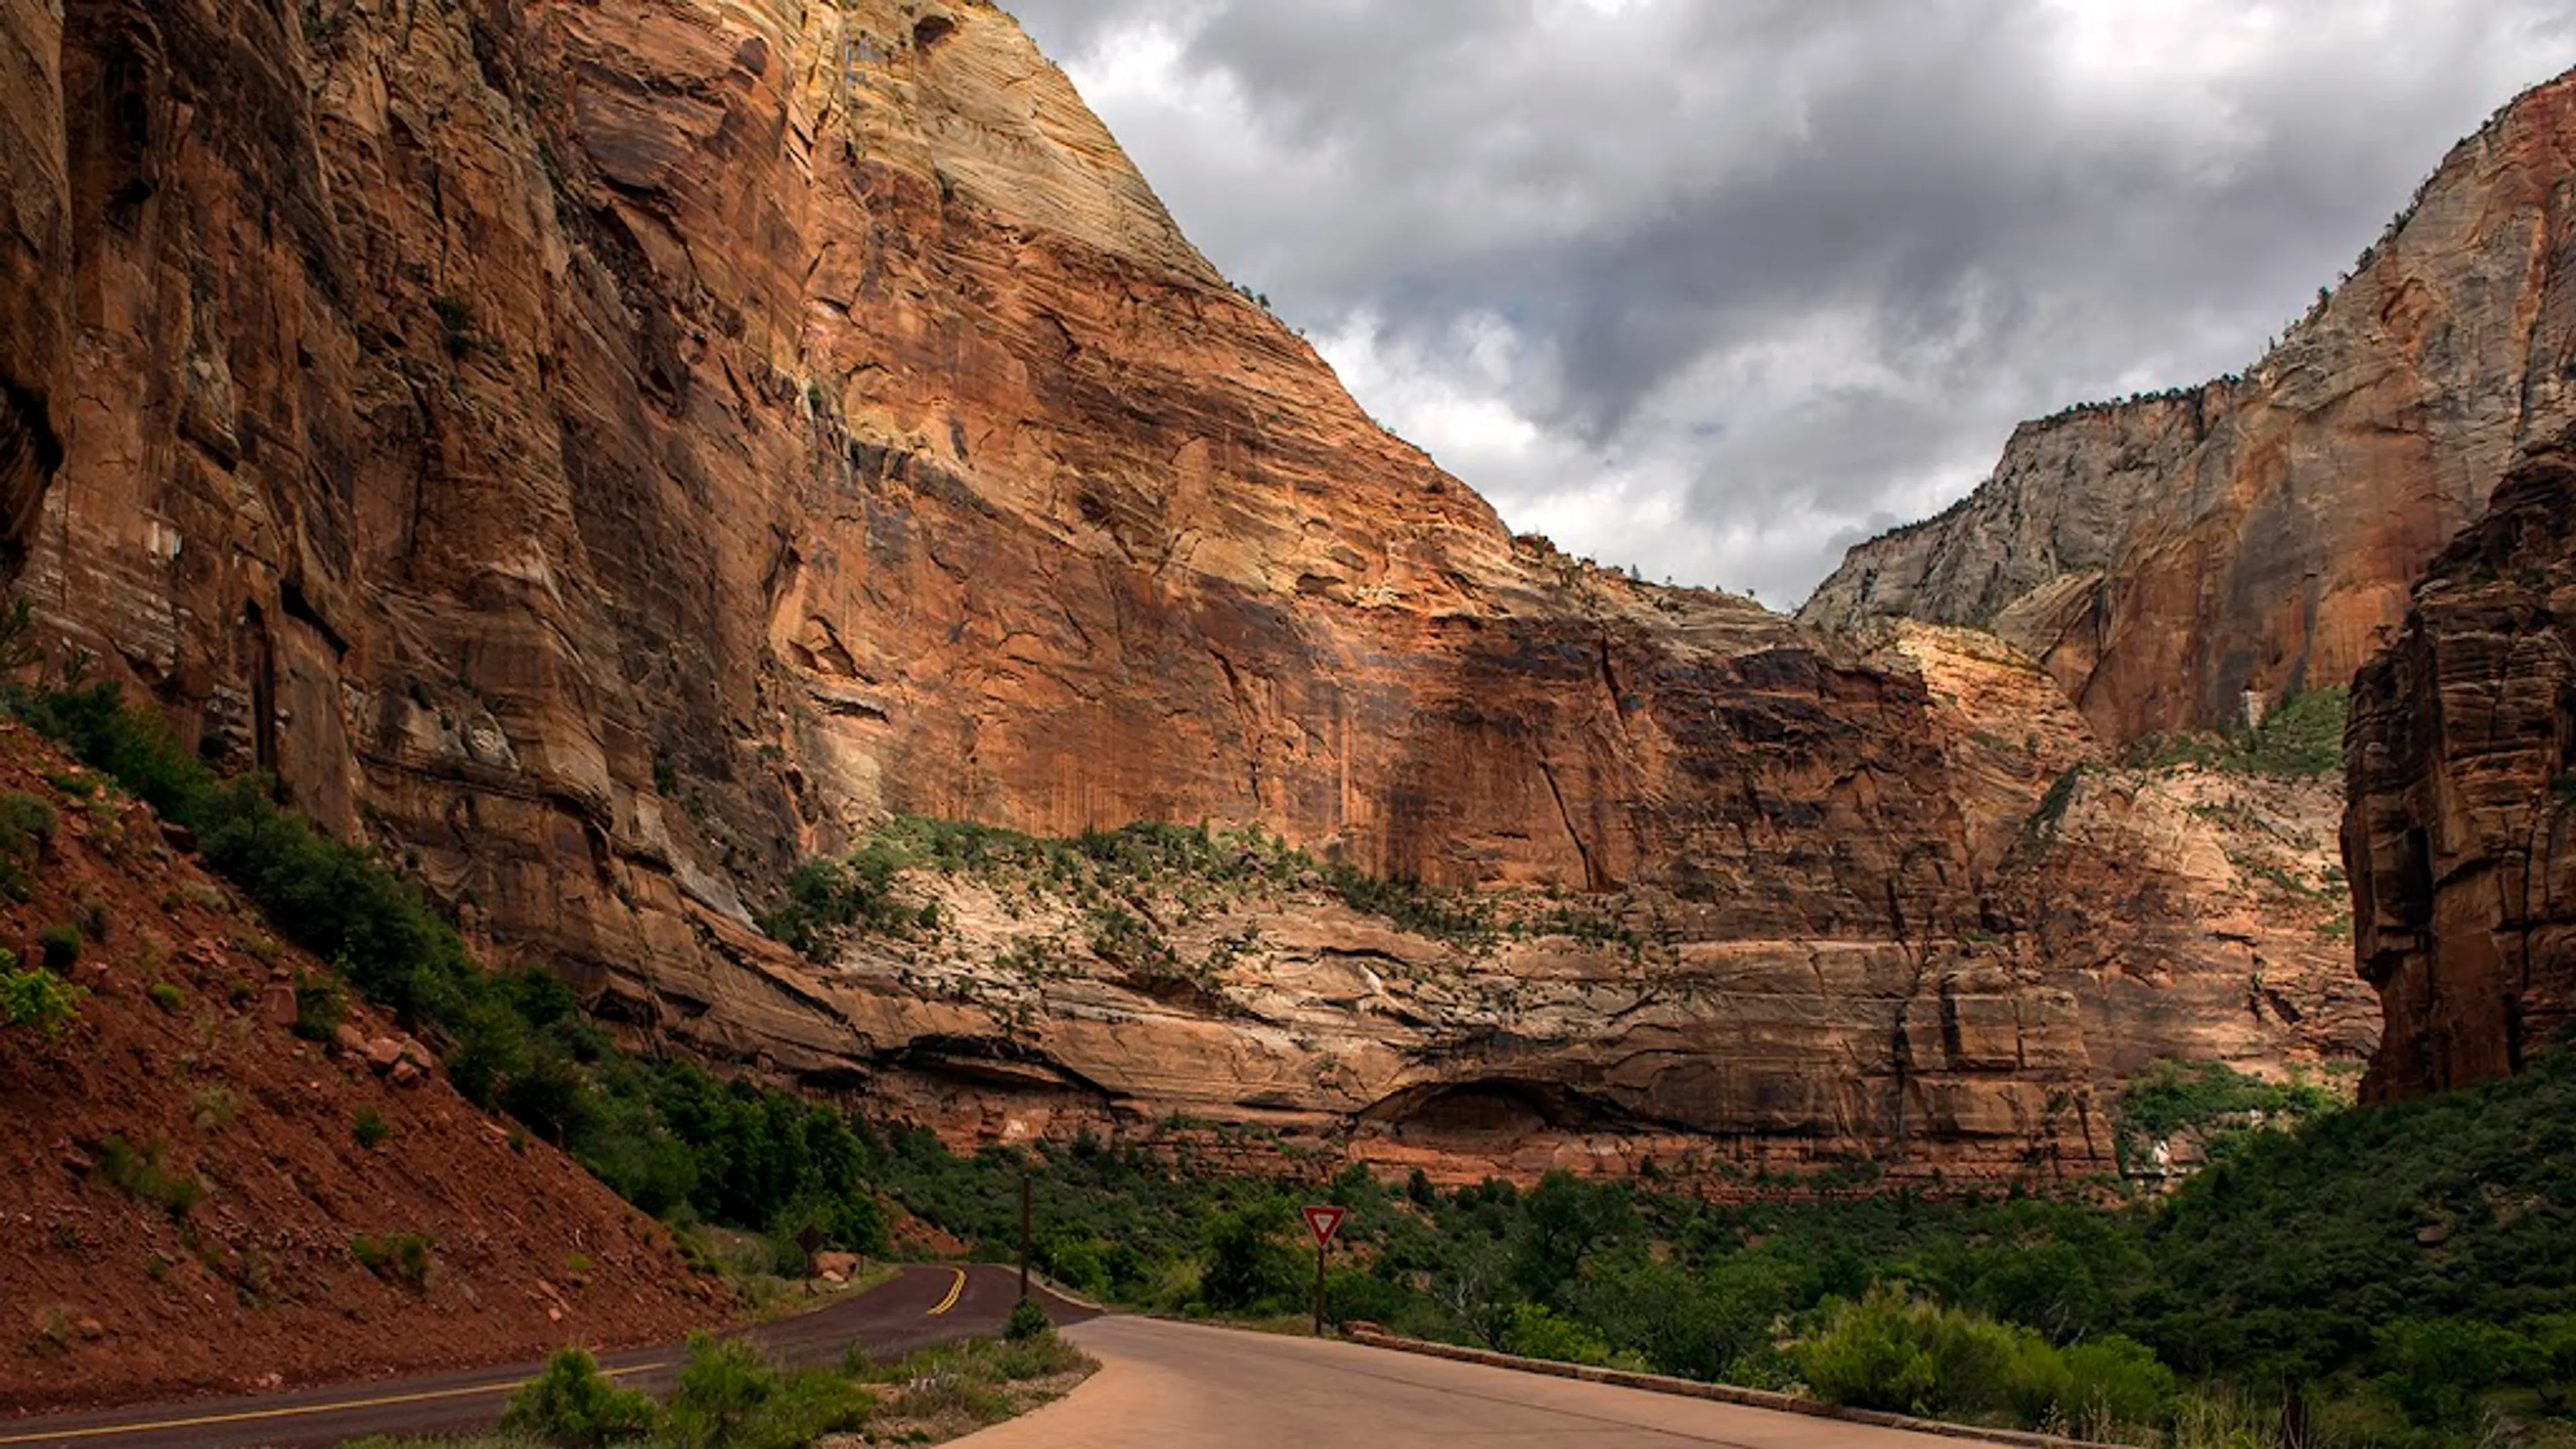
[7,0,2362,1179]
[2347,437,2576,1102]
[1803,71,2576,745]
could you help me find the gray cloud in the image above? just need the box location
[1003,0,2576,601]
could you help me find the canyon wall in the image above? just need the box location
[1802,74,2576,745]
[0,0,69,570]
[5,0,2366,1179]
[2347,435,2576,1102]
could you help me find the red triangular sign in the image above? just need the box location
[1301,1203,1347,1248]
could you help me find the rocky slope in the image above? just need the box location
[1802,70,2576,745]
[3,0,2365,1181]
[2347,434,2576,1102]
[0,721,712,1413]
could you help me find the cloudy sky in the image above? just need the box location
[1004,1,2576,604]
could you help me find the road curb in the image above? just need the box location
[1340,1331,2133,1449]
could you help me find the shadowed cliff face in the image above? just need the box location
[1803,71,2576,745]
[8,0,2365,1179]
[2348,439,2576,1103]
[0,0,70,572]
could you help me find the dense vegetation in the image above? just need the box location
[2128,686,2350,778]
[855,1052,2576,1447]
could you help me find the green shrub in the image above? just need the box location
[351,1232,433,1289]
[36,923,80,971]
[662,1332,871,1449]
[1199,1203,1302,1313]
[146,980,183,1012]
[1004,1296,1052,1342]
[354,1108,389,1150]
[1794,1287,2176,1430]
[1499,1303,1614,1366]
[1,951,85,1037]
[0,790,53,900]
[498,1346,660,1447]
[292,971,347,1042]
[93,1134,204,1217]
[1797,1287,2022,1416]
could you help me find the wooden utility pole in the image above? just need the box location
[1018,1168,1032,1301]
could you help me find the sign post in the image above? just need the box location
[1300,1204,1346,1337]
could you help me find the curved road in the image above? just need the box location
[0,1264,1088,1449]
[959,1317,1987,1448]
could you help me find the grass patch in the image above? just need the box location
[856,1330,1095,1437]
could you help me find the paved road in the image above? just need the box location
[958,1316,1985,1448]
[0,1264,1089,1449]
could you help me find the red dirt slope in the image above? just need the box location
[0,720,719,1413]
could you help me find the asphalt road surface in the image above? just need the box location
[0,1263,1089,1449]
[957,1316,1986,1448]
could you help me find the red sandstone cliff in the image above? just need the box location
[2,0,2368,1179]
[1802,72,2576,745]
[2347,435,2576,1102]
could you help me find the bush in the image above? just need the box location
[1798,1287,2021,1416]
[498,1346,660,1447]
[1798,1288,2179,1431]
[351,1232,433,1289]
[146,980,184,1012]
[663,1333,871,1449]
[1,952,85,1037]
[36,923,80,971]
[1499,1303,1613,1366]
[0,790,52,900]
[1199,1204,1302,1313]
[354,1108,389,1150]
[92,1134,204,1217]
[291,971,348,1042]
[1004,1296,1052,1341]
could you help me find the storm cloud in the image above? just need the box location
[1004,1,2576,602]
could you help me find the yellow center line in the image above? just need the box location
[0,1366,653,1445]
[926,1266,967,1316]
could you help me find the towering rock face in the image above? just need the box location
[1803,72,2576,745]
[0,0,69,570]
[9,0,2361,1178]
[2347,438,2576,1102]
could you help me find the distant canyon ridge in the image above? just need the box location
[2,0,2568,1181]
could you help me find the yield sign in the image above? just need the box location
[1301,1203,1348,1248]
